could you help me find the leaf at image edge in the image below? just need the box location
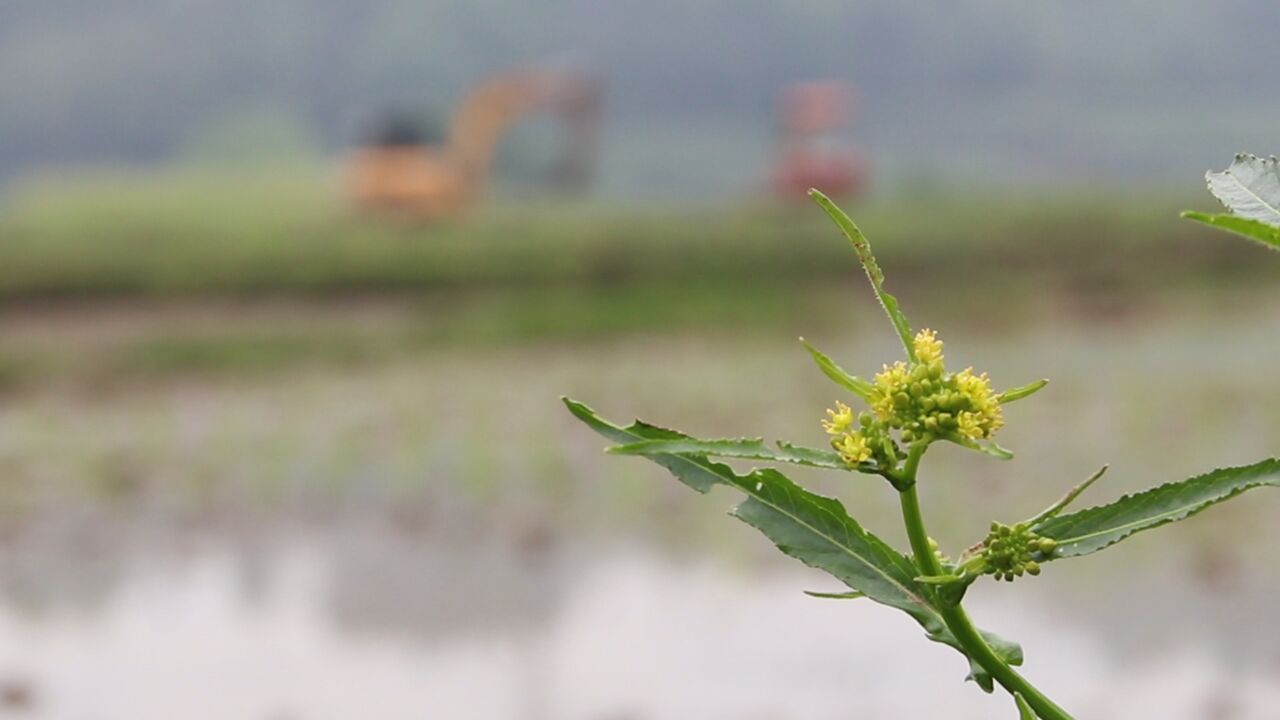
[1182,211,1280,251]
[1204,154,1280,227]
[1034,458,1280,558]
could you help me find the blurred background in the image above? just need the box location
[0,2,1278,718]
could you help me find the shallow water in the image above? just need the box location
[0,533,1275,720]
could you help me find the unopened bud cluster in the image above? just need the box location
[823,329,1005,470]
[981,521,1057,582]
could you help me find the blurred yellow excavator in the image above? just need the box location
[346,67,602,220]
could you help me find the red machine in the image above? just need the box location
[770,80,867,201]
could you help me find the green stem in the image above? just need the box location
[897,444,1075,720]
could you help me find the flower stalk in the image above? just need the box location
[897,444,1074,720]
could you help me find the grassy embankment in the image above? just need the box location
[0,167,1265,387]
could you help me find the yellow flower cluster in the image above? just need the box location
[823,329,1005,469]
[869,329,1003,442]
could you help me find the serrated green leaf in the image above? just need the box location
[608,436,846,470]
[1182,211,1280,251]
[565,397,926,609]
[998,379,1049,404]
[800,338,874,401]
[1204,154,1280,227]
[809,190,916,361]
[563,397,724,493]
[727,466,931,616]
[730,466,1019,691]
[777,441,852,469]
[565,397,1023,691]
[1015,693,1037,719]
[1034,458,1280,558]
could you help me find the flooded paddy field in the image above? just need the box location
[0,283,1276,718]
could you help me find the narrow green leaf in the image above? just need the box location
[1014,693,1037,719]
[980,441,1015,460]
[1182,211,1280,251]
[1034,458,1280,559]
[1204,153,1280,226]
[809,190,916,361]
[608,436,846,470]
[948,434,1015,460]
[803,589,866,600]
[800,338,874,401]
[997,379,1049,404]
[566,398,1023,691]
[1028,465,1108,525]
[777,441,852,469]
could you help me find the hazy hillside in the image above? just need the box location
[2,1,1278,198]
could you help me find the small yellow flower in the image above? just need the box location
[822,401,855,435]
[913,328,944,366]
[834,431,872,465]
